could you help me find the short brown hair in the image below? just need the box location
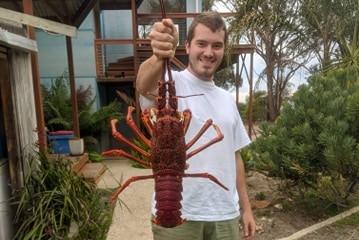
[187,11,228,46]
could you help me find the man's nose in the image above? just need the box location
[203,46,214,57]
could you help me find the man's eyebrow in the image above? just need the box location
[195,39,223,44]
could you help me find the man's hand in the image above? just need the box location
[149,18,179,60]
[241,210,256,240]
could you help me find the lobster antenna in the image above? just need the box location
[159,0,173,82]
[159,0,166,18]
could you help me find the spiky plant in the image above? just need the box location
[12,152,114,239]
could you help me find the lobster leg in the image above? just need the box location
[183,173,229,190]
[125,106,151,147]
[111,174,155,201]
[186,120,224,159]
[102,149,151,168]
[110,119,151,158]
[181,109,192,135]
[141,108,154,137]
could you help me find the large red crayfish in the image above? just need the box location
[101,0,227,228]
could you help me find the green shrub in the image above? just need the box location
[130,138,151,168]
[240,146,254,173]
[88,151,105,162]
[250,67,359,207]
[239,90,267,122]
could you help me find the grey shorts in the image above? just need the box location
[152,216,240,240]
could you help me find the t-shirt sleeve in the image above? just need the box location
[139,94,156,109]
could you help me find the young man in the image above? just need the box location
[136,11,256,240]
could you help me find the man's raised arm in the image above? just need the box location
[136,19,179,96]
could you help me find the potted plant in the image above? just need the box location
[69,137,84,156]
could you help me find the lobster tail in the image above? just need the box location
[153,171,185,228]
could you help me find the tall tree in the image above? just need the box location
[220,0,311,121]
[214,66,237,90]
[299,0,359,72]
[332,1,359,72]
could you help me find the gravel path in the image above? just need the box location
[97,159,154,240]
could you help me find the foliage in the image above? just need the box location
[226,0,311,121]
[218,0,358,121]
[299,0,359,72]
[332,19,359,73]
[42,72,74,131]
[334,212,359,227]
[12,152,113,239]
[202,0,215,11]
[130,138,151,169]
[254,192,266,201]
[214,66,236,90]
[240,90,267,122]
[42,72,123,152]
[240,146,254,173]
[249,67,359,207]
[88,151,105,163]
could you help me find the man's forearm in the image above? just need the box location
[235,151,252,212]
[136,55,163,94]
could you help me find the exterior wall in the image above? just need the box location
[0,28,38,195]
[8,49,37,157]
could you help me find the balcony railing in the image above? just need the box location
[94,10,255,84]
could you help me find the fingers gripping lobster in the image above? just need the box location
[101,0,228,229]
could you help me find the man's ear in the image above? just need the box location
[185,40,190,54]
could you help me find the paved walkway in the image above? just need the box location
[97,159,154,240]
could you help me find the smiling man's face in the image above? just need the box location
[185,23,225,81]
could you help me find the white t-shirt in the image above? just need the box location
[140,69,251,221]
